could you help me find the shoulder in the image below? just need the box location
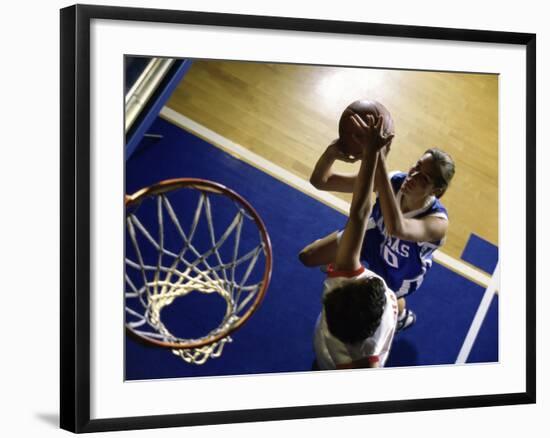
[418,213,449,243]
[433,197,449,217]
[323,265,390,296]
[364,267,390,290]
[388,171,407,192]
[389,170,406,181]
[424,197,449,221]
[323,265,367,294]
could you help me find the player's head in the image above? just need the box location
[425,148,455,198]
[323,277,387,344]
[402,148,455,199]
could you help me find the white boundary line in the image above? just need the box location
[160,107,350,214]
[160,106,493,289]
[434,251,493,289]
[455,262,500,364]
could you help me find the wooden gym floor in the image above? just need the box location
[164,59,498,265]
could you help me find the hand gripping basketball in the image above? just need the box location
[337,99,395,160]
[348,113,395,154]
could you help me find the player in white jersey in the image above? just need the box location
[314,265,398,369]
[313,112,398,370]
[300,125,455,332]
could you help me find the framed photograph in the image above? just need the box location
[60,4,536,433]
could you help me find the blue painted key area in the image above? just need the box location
[125,117,498,380]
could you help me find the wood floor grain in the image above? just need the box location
[166,60,498,261]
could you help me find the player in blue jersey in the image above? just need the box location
[299,121,455,332]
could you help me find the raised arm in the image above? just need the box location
[375,154,447,242]
[310,137,393,193]
[334,115,393,271]
[309,139,359,193]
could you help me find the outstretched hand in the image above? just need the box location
[349,114,395,154]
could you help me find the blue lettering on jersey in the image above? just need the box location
[360,172,448,297]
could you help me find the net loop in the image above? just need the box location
[125,178,272,365]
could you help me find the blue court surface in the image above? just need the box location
[125,117,498,380]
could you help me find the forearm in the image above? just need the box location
[310,146,338,188]
[310,143,359,192]
[376,154,406,236]
[349,148,378,220]
[334,147,378,271]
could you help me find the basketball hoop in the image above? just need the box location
[125,178,272,365]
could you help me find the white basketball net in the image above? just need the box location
[125,185,270,365]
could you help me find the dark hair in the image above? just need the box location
[425,148,455,198]
[323,277,387,344]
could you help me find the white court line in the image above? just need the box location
[434,251,492,289]
[455,262,499,364]
[161,106,492,289]
[160,107,350,214]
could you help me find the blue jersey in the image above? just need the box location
[360,172,448,297]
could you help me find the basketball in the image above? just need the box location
[338,100,395,158]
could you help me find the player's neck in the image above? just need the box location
[400,193,432,214]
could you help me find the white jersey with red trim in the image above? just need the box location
[314,266,398,370]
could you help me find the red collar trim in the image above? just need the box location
[368,355,380,364]
[326,264,366,278]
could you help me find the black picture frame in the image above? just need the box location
[60,4,536,433]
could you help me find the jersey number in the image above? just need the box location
[383,246,399,268]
